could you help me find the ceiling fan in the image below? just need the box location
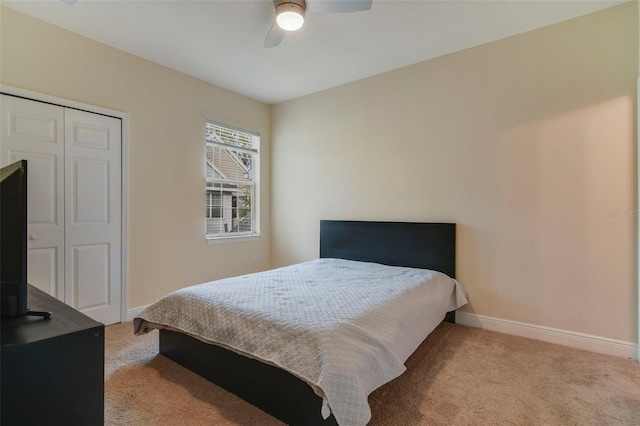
[264,0,372,48]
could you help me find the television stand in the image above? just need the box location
[1,284,104,425]
[26,309,52,319]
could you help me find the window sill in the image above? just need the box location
[206,234,260,245]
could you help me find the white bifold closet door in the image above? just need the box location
[0,94,122,325]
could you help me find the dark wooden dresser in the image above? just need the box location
[1,284,105,425]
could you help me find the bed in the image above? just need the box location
[134,220,467,426]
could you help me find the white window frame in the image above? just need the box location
[205,121,260,243]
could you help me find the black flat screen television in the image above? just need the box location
[1,160,29,317]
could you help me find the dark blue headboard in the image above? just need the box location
[319,220,456,278]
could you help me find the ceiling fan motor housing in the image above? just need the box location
[273,0,306,10]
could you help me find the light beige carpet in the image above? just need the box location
[105,322,640,425]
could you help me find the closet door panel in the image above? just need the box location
[72,158,110,223]
[0,95,65,300]
[72,243,110,310]
[27,248,59,297]
[65,108,121,325]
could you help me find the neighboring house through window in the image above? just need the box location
[205,121,259,240]
[206,192,222,219]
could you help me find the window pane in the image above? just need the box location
[205,122,258,238]
[231,184,253,233]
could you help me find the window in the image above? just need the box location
[205,121,259,240]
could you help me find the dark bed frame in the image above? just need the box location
[159,220,456,425]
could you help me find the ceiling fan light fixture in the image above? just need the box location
[276,2,305,31]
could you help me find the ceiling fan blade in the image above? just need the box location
[264,22,286,48]
[307,0,372,13]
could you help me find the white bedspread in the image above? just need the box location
[134,258,467,426]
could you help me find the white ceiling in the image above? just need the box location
[2,0,627,104]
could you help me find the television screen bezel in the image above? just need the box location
[1,159,29,317]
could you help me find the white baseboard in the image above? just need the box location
[456,311,638,360]
[126,305,149,322]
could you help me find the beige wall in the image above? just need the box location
[272,3,638,342]
[0,7,271,309]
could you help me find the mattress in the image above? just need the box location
[134,258,468,426]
